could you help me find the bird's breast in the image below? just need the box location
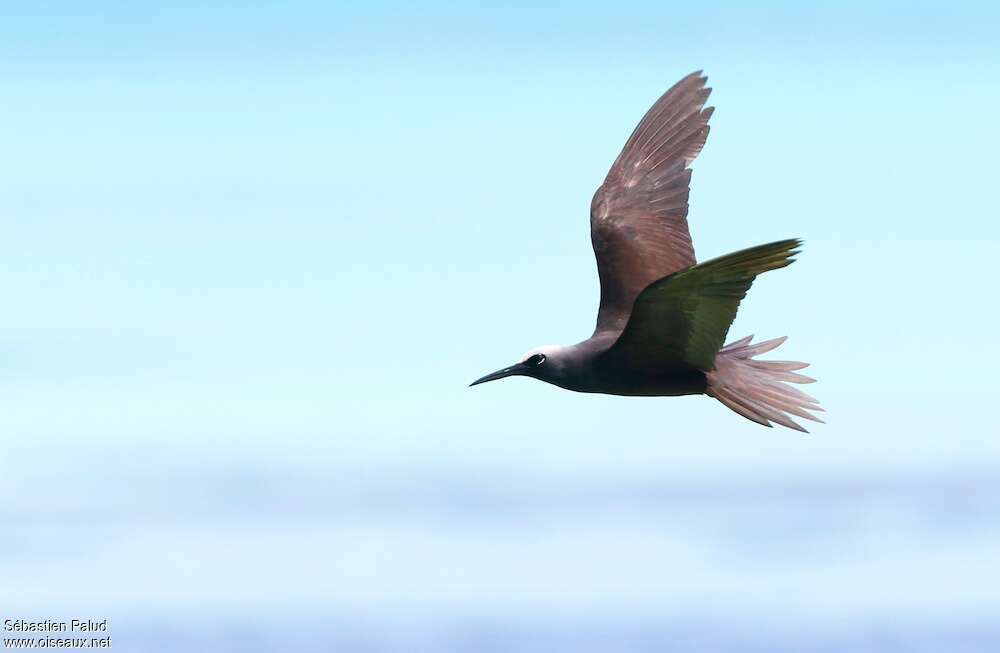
[558,365,707,397]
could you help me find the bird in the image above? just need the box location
[469,71,823,432]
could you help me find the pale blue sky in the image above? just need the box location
[2,1,998,474]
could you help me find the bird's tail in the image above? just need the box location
[706,335,823,432]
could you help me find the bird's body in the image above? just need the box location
[520,338,707,397]
[471,71,823,432]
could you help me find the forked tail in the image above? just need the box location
[706,335,823,432]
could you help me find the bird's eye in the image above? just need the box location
[525,353,546,367]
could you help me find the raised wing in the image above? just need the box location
[591,71,714,335]
[599,240,801,373]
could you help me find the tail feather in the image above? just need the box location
[707,335,823,433]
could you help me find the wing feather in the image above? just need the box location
[591,71,714,335]
[599,240,802,373]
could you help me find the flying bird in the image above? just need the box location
[470,71,822,432]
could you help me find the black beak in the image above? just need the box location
[469,363,528,387]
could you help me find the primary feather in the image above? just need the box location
[591,71,713,335]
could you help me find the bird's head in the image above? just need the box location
[469,345,568,387]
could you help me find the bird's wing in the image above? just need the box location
[590,71,714,336]
[598,240,801,373]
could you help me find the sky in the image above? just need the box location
[1,1,998,477]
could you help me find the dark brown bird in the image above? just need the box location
[470,71,822,432]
